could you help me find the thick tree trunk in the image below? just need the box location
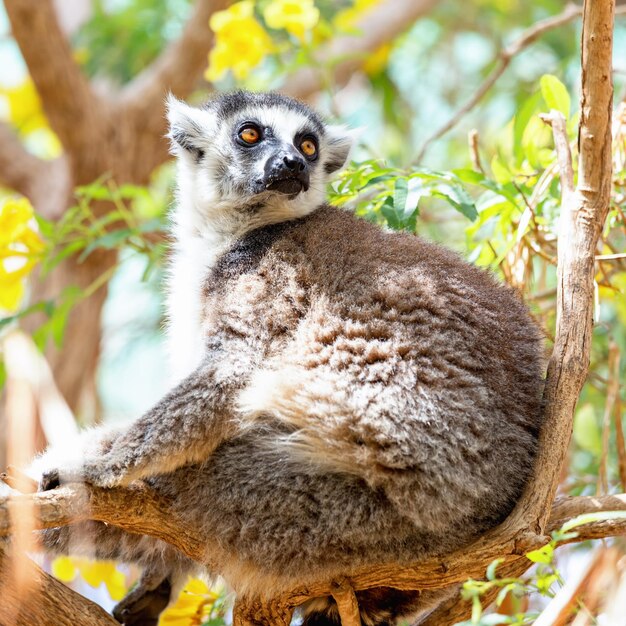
[32,248,118,422]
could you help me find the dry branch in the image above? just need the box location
[521,0,615,531]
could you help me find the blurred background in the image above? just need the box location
[1,0,626,624]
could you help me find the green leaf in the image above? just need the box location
[573,403,601,455]
[561,511,626,533]
[486,558,504,581]
[526,543,554,564]
[430,183,478,221]
[513,92,542,162]
[78,228,133,261]
[393,178,409,216]
[490,155,512,185]
[380,196,401,230]
[536,573,559,595]
[452,169,486,185]
[540,74,571,119]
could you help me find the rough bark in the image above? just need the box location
[0,488,625,625]
[0,544,118,626]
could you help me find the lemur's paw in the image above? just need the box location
[79,456,137,488]
[38,464,125,490]
[113,577,171,625]
[39,467,87,491]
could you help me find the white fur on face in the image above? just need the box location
[165,98,354,384]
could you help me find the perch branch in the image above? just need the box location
[0,488,625,600]
[2,490,619,626]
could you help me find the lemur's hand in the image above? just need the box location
[40,440,148,490]
[34,426,126,491]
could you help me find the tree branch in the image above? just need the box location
[3,0,106,159]
[517,0,615,532]
[0,542,118,626]
[415,3,626,163]
[1,487,625,614]
[120,0,228,110]
[0,122,47,198]
[0,122,71,219]
[282,0,439,101]
[115,0,229,179]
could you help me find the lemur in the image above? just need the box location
[30,91,544,626]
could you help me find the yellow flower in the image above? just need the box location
[363,43,391,75]
[51,556,78,582]
[159,578,219,626]
[0,79,62,156]
[51,556,128,601]
[263,0,320,40]
[0,79,46,135]
[0,197,43,313]
[205,1,274,82]
[334,0,381,33]
[0,267,26,312]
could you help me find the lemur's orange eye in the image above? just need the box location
[240,127,260,144]
[300,138,317,157]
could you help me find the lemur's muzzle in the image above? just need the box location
[263,150,310,195]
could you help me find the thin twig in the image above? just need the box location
[415,4,626,163]
[541,111,575,198]
[468,129,485,174]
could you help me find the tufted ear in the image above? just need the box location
[323,125,359,175]
[166,95,213,160]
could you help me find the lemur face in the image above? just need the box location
[167,91,354,217]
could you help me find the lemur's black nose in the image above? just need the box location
[263,149,310,195]
[283,154,305,173]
